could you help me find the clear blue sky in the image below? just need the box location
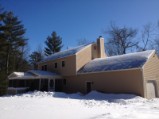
[1,0,159,52]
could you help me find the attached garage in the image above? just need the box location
[146,80,158,99]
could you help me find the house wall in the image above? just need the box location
[75,38,107,72]
[63,69,144,97]
[38,55,76,76]
[76,45,92,72]
[143,53,159,98]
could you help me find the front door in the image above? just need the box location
[55,79,63,92]
[49,79,54,91]
[86,82,92,93]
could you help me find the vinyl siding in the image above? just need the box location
[76,45,92,72]
[143,53,159,98]
[143,54,159,81]
[64,69,144,97]
[38,55,76,76]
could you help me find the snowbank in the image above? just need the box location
[0,91,159,119]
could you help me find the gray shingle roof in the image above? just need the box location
[78,50,155,73]
[40,44,90,63]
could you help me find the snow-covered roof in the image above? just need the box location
[8,70,62,80]
[40,43,91,63]
[78,50,155,73]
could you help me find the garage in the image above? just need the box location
[146,80,158,98]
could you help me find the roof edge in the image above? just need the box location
[142,50,156,69]
[77,67,142,75]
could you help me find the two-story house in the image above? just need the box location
[8,37,159,99]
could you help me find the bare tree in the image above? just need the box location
[105,24,138,56]
[29,45,44,70]
[77,38,90,45]
[138,23,155,51]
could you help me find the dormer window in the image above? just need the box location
[55,63,57,68]
[62,61,65,67]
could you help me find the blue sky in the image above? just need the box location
[1,0,159,52]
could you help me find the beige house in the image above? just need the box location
[8,37,159,99]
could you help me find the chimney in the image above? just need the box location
[97,36,106,58]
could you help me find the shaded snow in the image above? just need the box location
[28,70,59,76]
[79,50,154,73]
[0,91,159,119]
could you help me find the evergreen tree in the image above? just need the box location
[44,31,63,56]
[3,12,27,74]
[0,8,8,95]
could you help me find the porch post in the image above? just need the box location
[48,78,50,91]
[54,78,55,91]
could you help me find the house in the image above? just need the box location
[8,37,159,99]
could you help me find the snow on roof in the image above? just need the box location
[28,70,60,77]
[78,50,155,73]
[40,43,91,63]
[8,70,62,79]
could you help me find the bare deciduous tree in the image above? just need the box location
[138,23,155,51]
[105,24,138,56]
[77,38,90,45]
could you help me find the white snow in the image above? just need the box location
[79,50,155,73]
[8,70,61,80]
[0,91,159,119]
[40,43,91,63]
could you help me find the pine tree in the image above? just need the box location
[3,12,27,74]
[44,31,63,56]
[0,9,8,95]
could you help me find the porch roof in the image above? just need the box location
[8,70,62,80]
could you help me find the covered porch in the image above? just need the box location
[8,70,63,94]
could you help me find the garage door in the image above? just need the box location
[146,81,157,98]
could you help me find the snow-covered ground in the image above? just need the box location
[0,91,159,119]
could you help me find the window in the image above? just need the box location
[42,66,44,70]
[42,65,47,71]
[55,63,57,68]
[63,79,66,85]
[44,65,47,71]
[62,61,65,67]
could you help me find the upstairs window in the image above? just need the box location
[44,65,47,71]
[55,63,57,68]
[62,61,65,67]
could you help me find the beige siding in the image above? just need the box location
[143,54,159,81]
[64,69,144,97]
[76,45,92,72]
[38,55,76,76]
[143,53,159,98]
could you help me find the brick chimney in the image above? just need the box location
[97,36,106,58]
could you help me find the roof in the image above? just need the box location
[40,43,91,63]
[78,50,155,73]
[8,70,62,80]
